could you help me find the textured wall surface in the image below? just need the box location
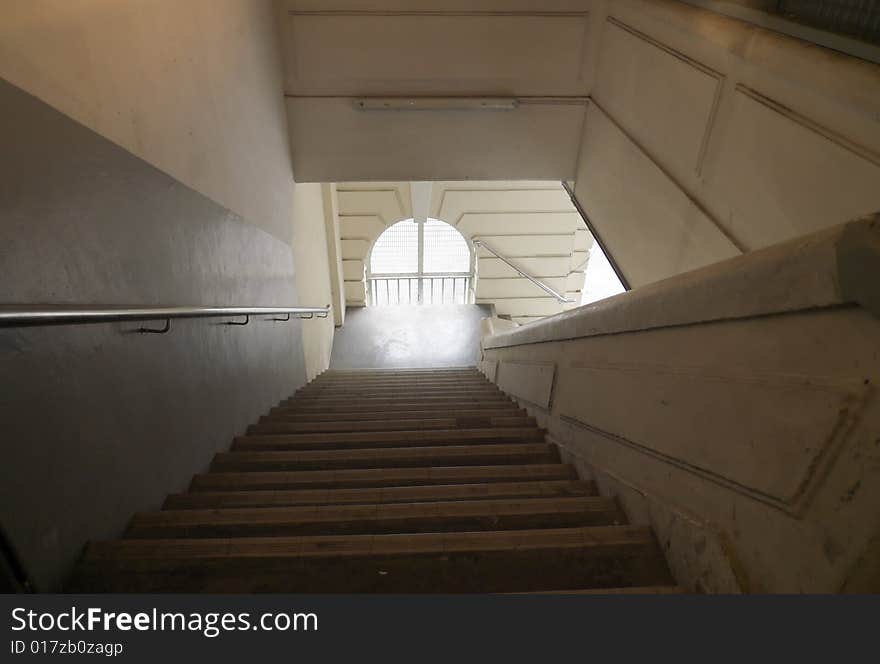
[0,80,307,590]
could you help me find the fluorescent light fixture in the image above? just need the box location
[354,98,519,111]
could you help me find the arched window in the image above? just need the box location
[368,218,472,306]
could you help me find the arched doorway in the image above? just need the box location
[368,218,473,306]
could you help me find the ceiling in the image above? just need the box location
[276,1,600,182]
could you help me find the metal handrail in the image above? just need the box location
[0,304,330,331]
[472,238,574,304]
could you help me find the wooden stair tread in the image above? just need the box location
[128,496,622,538]
[86,525,656,560]
[233,426,544,450]
[262,408,525,423]
[301,385,494,393]
[164,479,597,509]
[190,464,579,491]
[282,394,511,404]
[273,402,519,414]
[211,443,559,471]
[249,417,535,434]
[71,529,672,592]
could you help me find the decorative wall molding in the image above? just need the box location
[496,360,557,409]
[735,85,880,169]
[477,359,498,382]
[556,361,871,516]
[603,16,725,177]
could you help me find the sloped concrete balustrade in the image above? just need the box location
[480,216,880,593]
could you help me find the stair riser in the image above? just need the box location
[301,377,493,386]
[262,408,525,423]
[231,438,544,453]
[288,386,504,403]
[233,428,544,451]
[70,543,671,593]
[280,397,512,408]
[238,426,541,443]
[248,416,535,435]
[210,451,559,472]
[163,480,596,509]
[126,510,622,539]
[303,381,492,391]
[296,385,499,396]
[189,464,579,492]
[273,402,516,414]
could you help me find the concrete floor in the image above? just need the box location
[329,304,491,369]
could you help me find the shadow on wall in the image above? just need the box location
[329,305,491,369]
[0,79,308,590]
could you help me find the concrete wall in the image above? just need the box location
[0,80,308,590]
[0,0,315,589]
[0,0,295,242]
[291,183,336,380]
[480,217,880,592]
[574,0,880,288]
[336,181,592,323]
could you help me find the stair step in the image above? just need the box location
[281,395,512,408]
[296,386,500,397]
[211,443,560,472]
[305,379,492,389]
[248,416,535,435]
[302,376,493,386]
[262,407,526,423]
[273,401,518,414]
[128,496,623,538]
[165,479,596,509]
[190,464,578,492]
[233,427,544,451]
[71,526,672,592]
[322,368,478,375]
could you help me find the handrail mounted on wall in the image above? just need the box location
[0,304,331,334]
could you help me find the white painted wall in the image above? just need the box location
[291,183,336,379]
[0,0,296,243]
[574,0,880,287]
[480,218,880,592]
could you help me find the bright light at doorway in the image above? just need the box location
[580,242,625,305]
[368,218,472,306]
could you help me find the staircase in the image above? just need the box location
[70,367,677,592]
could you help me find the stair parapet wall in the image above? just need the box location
[480,216,880,592]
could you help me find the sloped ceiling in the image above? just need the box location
[336,180,592,324]
[276,1,598,182]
